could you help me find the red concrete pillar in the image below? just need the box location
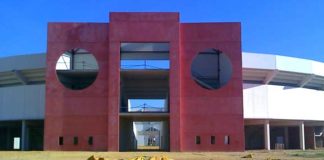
[169,38,181,152]
[108,12,181,151]
[107,40,120,151]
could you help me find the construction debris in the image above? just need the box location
[129,156,147,160]
[88,155,98,160]
[241,153,253,158]
[161,156,169,160]
[88,155,170,160]
[129,156,170,160]
[87,155,106,160]
[149,156,157,160]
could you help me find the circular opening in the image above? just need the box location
[55,48,99,90]
[191,48,232,90]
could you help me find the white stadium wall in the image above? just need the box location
[0,85,45,120]
[244,83,324,121]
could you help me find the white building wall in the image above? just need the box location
[243,84,269,119]
[0,84,45,120]
[244,83,324,121]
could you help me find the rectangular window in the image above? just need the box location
[224,135,230,145]
[127,99,167,112]
[120,43,170,70]
[59,137,64,145]
[211,136,215,144]
[73,136,78,145]
[88,136,93,145]
[195,136,201,144]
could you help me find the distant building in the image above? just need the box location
[0,12,323,151]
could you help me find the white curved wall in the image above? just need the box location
[244,83,324,121]
[0,84,45,120]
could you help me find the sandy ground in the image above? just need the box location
[0,150,324,160]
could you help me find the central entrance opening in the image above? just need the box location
[119,42,170,151]
[135,121,167,150]
[120,118,169,151]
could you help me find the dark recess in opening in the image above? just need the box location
[56,48,99,90]
[59,137,64,145]
[196,136,201,144]
[191,48,232,90]
[73,137,78,145]
[88,136,93,145]
[211,136,215,144]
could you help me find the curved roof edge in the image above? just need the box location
[243,52,324,76]
[0,52,324,90]
[2,52,323,75]
[0,53,46,87]
[0,53,46,72]
[243,52,324,90]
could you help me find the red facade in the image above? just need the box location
[44,12,244,151]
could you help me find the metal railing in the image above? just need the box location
[56,61,98,70]
[120,103,168,112]
[121,60,169,70]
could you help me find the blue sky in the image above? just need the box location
[0,0,323,61]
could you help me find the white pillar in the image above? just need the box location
[264,120,270,150]
[21,120,26,151]
[299,121,305,150]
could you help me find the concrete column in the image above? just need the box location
[264,120,270,150]
[284,127,289,149]
[299,121,305,150]
[21,120,26,151]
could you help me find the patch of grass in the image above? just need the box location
[291,150,324,158]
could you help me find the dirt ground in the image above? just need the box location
[0,150,324,160]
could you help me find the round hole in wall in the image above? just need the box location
[55,48,99,90]
[191,48,232,90]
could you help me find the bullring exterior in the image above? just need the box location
[0,12,323,151]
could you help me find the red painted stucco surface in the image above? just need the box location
[45,23,109,151]
[180,23,244,151]
[108,12,181,151]
[44,12,244,151]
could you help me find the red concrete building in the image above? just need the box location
[2,12,322,152]
[44,12,244,151]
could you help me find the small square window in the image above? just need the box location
[224,135,230,145]
[59,137,64,145]
[73,136,78,145]
[195,136,201,144]
[88,136,93,145]
[211,136,215,144]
